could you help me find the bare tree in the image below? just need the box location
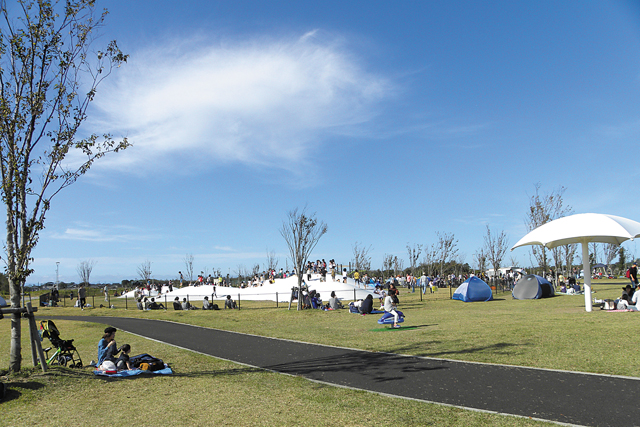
[184,253,194,285]
[406,243,422,276]
[603,244,619,274]
[393,256,404,278]
[137,260,152,282]
[589,242,599,267]
[563,244,577,277]
[235,264,246,284]
[251,263,261,277]
[77,260,97,286]
[474,248,487,275]
[352,242,372,272]
[280,207,327,310]
[551,247,563,282]
[436,232,458,279]
[508,255,519,268]
[382,254,395,279]
[421,243,438,277]
[1,0,129,372]
[483,226,508,285]
[265,249,279,273]
[525,183,571,276]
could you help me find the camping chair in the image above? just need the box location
[39,320,83,368]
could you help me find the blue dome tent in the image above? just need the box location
[452,276,493,302]
[512,274,555,299]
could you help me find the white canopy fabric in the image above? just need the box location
[512,213,640,312]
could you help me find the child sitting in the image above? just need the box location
[116,344,132,370]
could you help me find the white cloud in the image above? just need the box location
[50,224,154,242]
[85,31,390,175]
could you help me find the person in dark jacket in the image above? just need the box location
[358,294,374,314]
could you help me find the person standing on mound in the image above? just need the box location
[384,289,400,328]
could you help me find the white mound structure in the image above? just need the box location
[120,274,376,303]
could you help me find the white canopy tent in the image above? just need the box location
[512,213,640,312]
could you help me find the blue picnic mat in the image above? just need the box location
[94,366,173,377]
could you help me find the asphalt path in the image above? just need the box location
[43,316,639,427]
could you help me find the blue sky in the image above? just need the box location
[22,0,640,284]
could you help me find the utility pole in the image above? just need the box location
[56,262,60,288]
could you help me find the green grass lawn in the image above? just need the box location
[0,280,632,426]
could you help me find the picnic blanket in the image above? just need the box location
[94,365,173,377]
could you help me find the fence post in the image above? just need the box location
[353,288,356,302]
[92,294,94,308]
[276,292,278,308]
[238,294,240,310]
[125,296,128,310]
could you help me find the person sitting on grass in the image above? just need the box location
[136,298,144,310]
[148,298,165,310]
[98,327,120,368]
[173,297,182,310]
[116,344,132,370]
[328,291,342,310]
[359,294,374,315]
[224,295,236,309]
[182,298,194,310]
[203,296,217,310]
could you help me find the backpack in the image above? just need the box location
[626,269,631,278]
[129,353,165,371]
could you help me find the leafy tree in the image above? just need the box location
[0,0,129,371]
[280,207,327,311]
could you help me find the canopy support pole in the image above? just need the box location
[582,241,592,312]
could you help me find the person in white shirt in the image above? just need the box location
[384,290,400,328]
[631,284,640,309]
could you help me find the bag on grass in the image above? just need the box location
[130,353,165,371]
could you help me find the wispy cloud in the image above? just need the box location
[84,31,390,175]
[49,224,154,242]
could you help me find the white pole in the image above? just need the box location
[582,242,592,312]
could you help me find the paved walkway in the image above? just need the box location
[44,316,638,427]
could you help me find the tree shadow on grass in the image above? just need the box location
[1,380,46,402]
